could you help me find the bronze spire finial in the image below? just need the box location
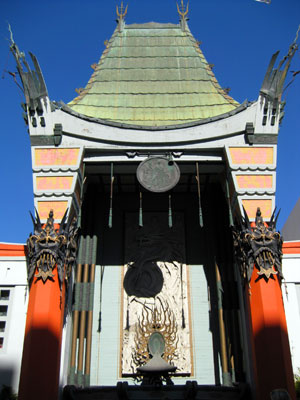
[177,0,189,19]
[116,1,128,21]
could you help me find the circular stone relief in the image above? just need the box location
[136,157,180,193]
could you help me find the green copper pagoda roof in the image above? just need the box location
[68,22,240,127]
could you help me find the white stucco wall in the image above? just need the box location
[0,250,28,394]
[282,246,300,375]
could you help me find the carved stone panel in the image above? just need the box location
[121,212,193,376]
[136,157,180,192]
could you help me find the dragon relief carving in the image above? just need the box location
[123,214,185,299]
[27,209,78,291]
[233,207,283,282]
[122,213,191,376]
[133,301,178,369]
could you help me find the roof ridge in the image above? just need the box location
[125,22,180,28]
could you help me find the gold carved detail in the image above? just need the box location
[133,301,178,367]
[116,2,128,21]
[75,88,84,95]
[177,0,189,19]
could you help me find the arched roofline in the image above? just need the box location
[59,100,250,132]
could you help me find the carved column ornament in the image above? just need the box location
[27,209,78,291]
[232,207,283,282]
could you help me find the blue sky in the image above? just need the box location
[0,0,299,243]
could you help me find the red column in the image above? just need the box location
[248,272,296,399]
[18,272,65,400]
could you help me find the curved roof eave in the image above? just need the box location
[59,100,249,131]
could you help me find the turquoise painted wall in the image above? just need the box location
[90,264,215,385]
[90,265,122,385]
[189,265,215,384]
[84,188,234,386]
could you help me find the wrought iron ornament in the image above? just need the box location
[136,157,180,193]
[232,207,283,281]
[27,209,78,291]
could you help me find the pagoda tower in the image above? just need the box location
[11,3,297,400]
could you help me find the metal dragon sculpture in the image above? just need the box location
[27,209,78,292]
[232,207,283,282]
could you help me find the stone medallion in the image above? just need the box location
[137,157,180,192]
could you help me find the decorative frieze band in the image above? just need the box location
[31,147,84,222]
[240,198,274,220]
[226,146,276,170]
[231,172,276,195]
[33,147,81,168]
[36,200,69,220]
[225,145,276,221]
[36,176,74,191]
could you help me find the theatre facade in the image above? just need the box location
[5,3,298,399]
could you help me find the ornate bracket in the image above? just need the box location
[27,209,78,292]
[232,207,283,282]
